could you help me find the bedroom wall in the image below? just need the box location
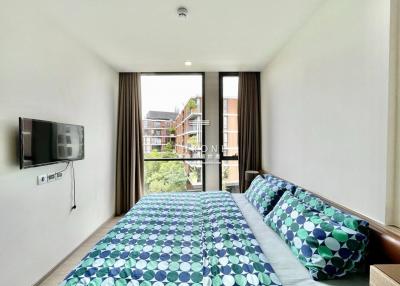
[260,0,391,223]
[0,2,118,285]
[389,0,400,227]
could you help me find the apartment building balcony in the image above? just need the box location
[143,134,176,138]
[174,111,202,129]
[185,159,203,168]
[187,180,202,191]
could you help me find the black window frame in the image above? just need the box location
[141,72,206,192]
[219,72,239,191]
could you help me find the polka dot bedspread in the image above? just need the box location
[60,191,282,286]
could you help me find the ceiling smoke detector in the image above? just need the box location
[177,7,188,19]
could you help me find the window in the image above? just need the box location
[152,138,161,145]
[141,74,204,194]
[223,99,228,113]
[219,73,239,192]
[223,116,228,130]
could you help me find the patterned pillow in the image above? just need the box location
[294,188,369,236]
[321,205,369,237]
[264,191,368,280]
[245,175,286,216]
[264,174,296,192]
[294,188,325,211]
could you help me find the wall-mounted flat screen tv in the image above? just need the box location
[19,118,84,169]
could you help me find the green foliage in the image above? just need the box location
[187,135,198,147]
[223,166,229,179]
[187,98,197,110]
[189,169,198,183]
[168,127,176,134]
[164,141,174,152]
[144,149,188,193]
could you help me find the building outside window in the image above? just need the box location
[220,74,239,192]
[223,99,228,113]
[141,74,204,194]
[141,73,240,194]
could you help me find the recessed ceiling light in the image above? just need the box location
[184,61,192,66]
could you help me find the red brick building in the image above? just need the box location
[143,111,177,154]
[143,96,238,191]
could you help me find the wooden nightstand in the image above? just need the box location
[370,265,400,286]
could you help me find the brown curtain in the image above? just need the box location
[115,73,144,215]
[238,72,261,193]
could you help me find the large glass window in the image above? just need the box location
[219,74,239,192]
[222,160,239,193]
[141,74,204,194]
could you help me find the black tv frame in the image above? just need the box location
[19,117,84,169]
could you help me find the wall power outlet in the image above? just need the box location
[37,174,48,185]
[37,171,64,186]
[47,173,56,183]
[55,172,63,180]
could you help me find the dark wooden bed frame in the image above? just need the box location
[260,171,400,265]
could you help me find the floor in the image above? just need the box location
[38,216,121,286]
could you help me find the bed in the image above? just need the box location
[60,191,371,286]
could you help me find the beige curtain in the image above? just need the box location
[238,72,261,193]
[115,73,144,215]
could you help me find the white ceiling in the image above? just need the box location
[38,0,325,72]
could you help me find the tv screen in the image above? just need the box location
[19,118,84,169]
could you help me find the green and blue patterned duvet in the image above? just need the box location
[60,191,281,286]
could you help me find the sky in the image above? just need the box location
[141,75,202,118]
[223,76,239,99]
[140,75,238,118]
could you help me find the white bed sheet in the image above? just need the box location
[232,194,368,286]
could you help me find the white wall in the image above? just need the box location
[261,0,391,223]
[389,0,400,227]
[0,2,118,285]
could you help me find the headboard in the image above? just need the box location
[261,171,400,265]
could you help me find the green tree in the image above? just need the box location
[144,149,188,193]
[187,135,198,147]
[164,141,174,152]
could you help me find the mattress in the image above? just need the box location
[232,194,369,286]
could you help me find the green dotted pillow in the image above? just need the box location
[245,175,286,216]
[294,188,325,211]
[264,174,296,192]
[294,188,369,236]
[264,191,368,280]
[321,205,369,237]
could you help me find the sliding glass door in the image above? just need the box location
[141,73,205,194]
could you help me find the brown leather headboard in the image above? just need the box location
[261,171,400,265]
